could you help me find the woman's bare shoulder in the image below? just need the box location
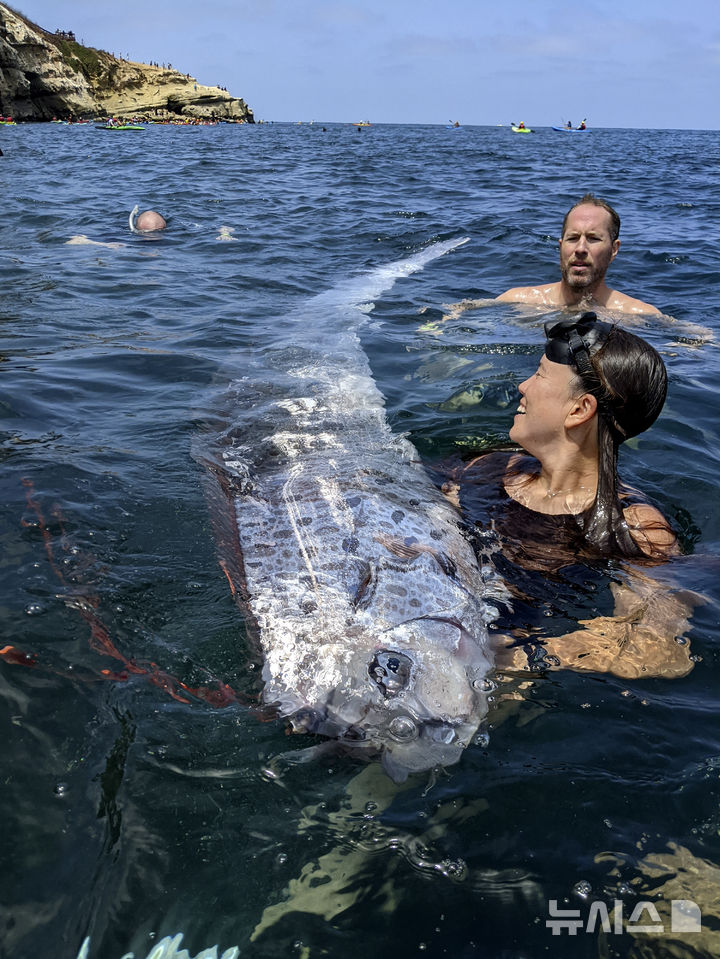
[623,502,679,559]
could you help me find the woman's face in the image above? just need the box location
[510,355,580,453]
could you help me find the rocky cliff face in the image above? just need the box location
[0,3,254,121]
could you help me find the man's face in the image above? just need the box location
[559,205,620,292]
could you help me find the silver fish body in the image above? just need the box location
[202,240,501,781]
[76,933,239,959]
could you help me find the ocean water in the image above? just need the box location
[2,122,720,959]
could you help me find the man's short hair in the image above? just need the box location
[561,194,621,243]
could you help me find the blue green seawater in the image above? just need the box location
[2,122,720,959]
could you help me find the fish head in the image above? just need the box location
[286,615,493,783]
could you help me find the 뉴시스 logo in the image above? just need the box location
[546,898,702,936]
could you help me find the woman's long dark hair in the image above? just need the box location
[572,325,668,556]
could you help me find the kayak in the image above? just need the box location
[511,126,533,133]
[96,125,144,131]
[552,126,588,132]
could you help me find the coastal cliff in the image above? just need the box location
[0,2,254,121]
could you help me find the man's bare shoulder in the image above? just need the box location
[495,283,560,304]
[605,289,661,316]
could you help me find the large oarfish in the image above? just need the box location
[199,238,502,782]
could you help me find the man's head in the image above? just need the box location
[135,210,167,232]
[559,195,620,293]
[562,194,620,242]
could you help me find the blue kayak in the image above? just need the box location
[552,126,588,132]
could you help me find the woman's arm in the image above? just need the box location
[445,455,696,680]
[495,571,700,680]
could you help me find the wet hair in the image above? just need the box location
[561,193,621,243]
[565,321,668,556]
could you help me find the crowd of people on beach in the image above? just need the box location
[44,113,246,126]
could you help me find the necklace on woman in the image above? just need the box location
[543,484,590,499]
[506,474,595,514]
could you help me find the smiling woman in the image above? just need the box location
[461,312,673,557]
[442,312,697,679]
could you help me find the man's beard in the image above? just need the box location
[562,261,605,291]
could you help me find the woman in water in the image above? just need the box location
[443,312,696,679]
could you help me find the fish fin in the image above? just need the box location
[376,534,423,560]
[194,454,257,632]
[375,534,457,578]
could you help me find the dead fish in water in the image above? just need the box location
[198,239,505,782]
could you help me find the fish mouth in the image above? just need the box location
[284,707,473,785]
[380,718,475,783]
[342,711,473,784]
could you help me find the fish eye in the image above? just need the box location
[369,650,413,697]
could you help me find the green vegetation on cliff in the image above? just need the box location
[1,2,254,121]
[52,38,119,91]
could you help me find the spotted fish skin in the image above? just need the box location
[201,240,502,781]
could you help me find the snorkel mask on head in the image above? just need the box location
[543,312,614,376]
[129,205,141,234]
[544,312,628,439]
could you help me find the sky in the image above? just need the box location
[11,0,720,128]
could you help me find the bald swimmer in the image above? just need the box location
[130,207,167,233]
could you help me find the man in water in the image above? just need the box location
[132,208,167,232]
[438,194,660,326]
[496,193,660,315]
[66,207,167,247]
